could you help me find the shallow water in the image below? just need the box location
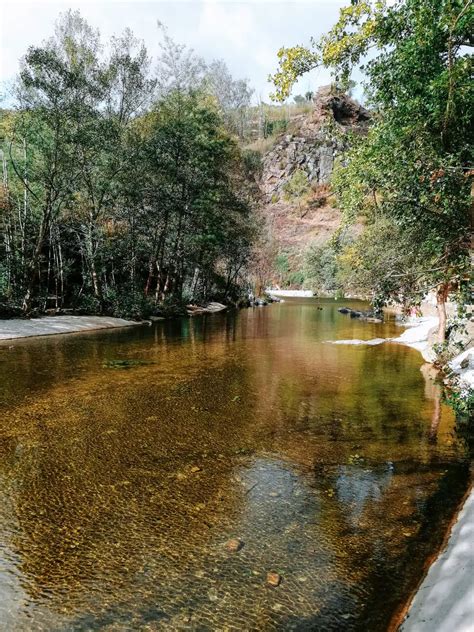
[0,299,470,631]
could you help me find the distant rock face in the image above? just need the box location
[260,86,370,200]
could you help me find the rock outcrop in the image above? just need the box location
[261,86,370,200]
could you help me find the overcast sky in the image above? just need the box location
[1,0,350,105]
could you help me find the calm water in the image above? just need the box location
[0,299,470,631]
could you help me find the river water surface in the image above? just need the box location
[0,299,470,631]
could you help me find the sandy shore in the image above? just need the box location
[0,315,141,341]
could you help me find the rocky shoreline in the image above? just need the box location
[0,315,142,341]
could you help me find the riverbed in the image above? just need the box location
[0,298,470,631]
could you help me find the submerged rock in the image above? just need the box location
[226,538,244,552]
[328,338,387,346]
[103,359,153,369]
[266,572,282,587]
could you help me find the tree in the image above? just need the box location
[305,241,340,296]
[204,60,254,138]
[155,22,207,97]
[106,28,156,124]
[270,0,473,341]
[1,11,257,317]
[12,8,101,311]
[155,26,254,139]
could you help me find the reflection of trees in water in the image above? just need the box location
[246,331,459,464]
[420,363,442,443]
[0,312,242,416]
[298,457,470,632]
[0,305,466,629]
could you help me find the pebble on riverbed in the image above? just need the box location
[225,538,244,552]
[266,572,282,587]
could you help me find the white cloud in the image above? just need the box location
[1,0,348,104]
[197,2,256,51]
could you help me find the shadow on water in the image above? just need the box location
[0,298,471,630]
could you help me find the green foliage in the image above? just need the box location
[282,169,309,203]
[287,269,305,286]
[304,242,340,296]
[102,288,153,320]
[443,386,474,424]
[272,252,305,288]
[241,149,263,178]
[264,118,288,138]
[272,1,473,325]
[76,294,102,315]
[269,45,320,102]
[0,11,257,318]
[275,253,290,275]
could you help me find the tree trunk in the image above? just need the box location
[22,204,50,313]
[144,256,156,296]
[86,212,102,302]
[436,283,449,343]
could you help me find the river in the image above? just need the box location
[0,298,470,631]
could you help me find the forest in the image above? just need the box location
[0,13,261,318]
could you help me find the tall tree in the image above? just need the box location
[1,12,257,317]
[271,0,473,340]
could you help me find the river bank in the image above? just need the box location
[398,484,474,632]
[0,315,142,341]
[394,318,474,632]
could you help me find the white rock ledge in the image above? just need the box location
[391,316,439,363]
[0,315,141,341]
[449,347,474,390]
[328,315,473,390]
[327,317,438,360]
[400,490,474,632]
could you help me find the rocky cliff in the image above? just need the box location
[260,86,370,200]
[258,86,370,277]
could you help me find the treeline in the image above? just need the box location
[0,12,260,318]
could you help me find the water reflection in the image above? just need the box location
[0,299,470,631]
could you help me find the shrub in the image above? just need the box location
[283,169,309,204]
[242,149,263,177]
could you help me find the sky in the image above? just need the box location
[1,0,350,105]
